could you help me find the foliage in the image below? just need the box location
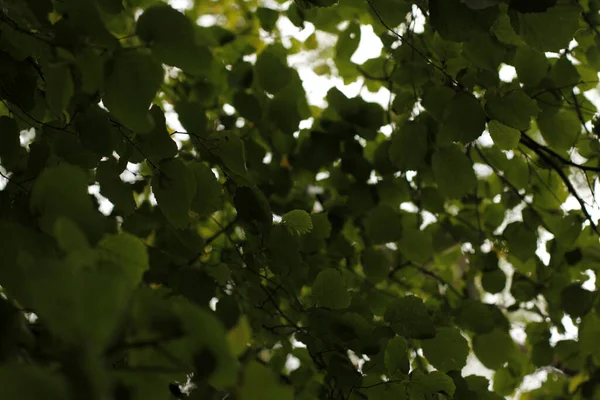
[2,0,600,399]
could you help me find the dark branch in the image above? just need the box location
[520,136,600,236]
[520,133,600,173]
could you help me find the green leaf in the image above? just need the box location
[438,92,486,144]
[175,101,208,138]
[235,185,272,236]
[76,48,105,94]
[493,367,520,396]
[513,3,581,51]
[151,158,196,229]
[455,300,495,334]
[432,145,477,199]
[462,33,505,72]
[0,364,68,399]
[560,284,595,318]
[421,327,469,372]
[207,132,248,180]
[282,209,313,235]
[549,57,580,89]
[62,0,118,48]
[481,269,507,294]
[368,0,411,27]
[233,91,262,123]
[136,5,212,73]
[269,224,301,275]
[313,268,351,309]
[103,50,163,133]
[485,91,539,131]
[472,329,514,370]
[462,0,501,10]
[504,222,537,262]
[364,205,403,244]
[255,46,292,94]
[239,361,293,400]
[267,94,302,134]
[362,248,389,282]
[492,12,524,45]
[226,315,252,357]
[398,229,433,263]
[422,85,455,121]
[384,295,436,339]
[97,232,150,284]
[256,7,279,32]
[412,370,456,397]
[537,109,581,150]
[513,45,549,87]
[504,156,530,189]
[488,120,521,150]
[30,163,104,241]
[311,213,331,239]
[96,159,136,216]
[189,162,222,217]
[580,312,600,363]
[0,116,21,170]
[389,121,428,171]
[43,63,73,117]
[385,336,408,377]
[335,22,360,77]
[133,106,178,162]
[53,217,90,253]
[429,0,498,42]
[169,266,215,307]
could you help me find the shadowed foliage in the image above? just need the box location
[1,0,600,399]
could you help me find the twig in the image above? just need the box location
[356,65,389,81]
[0,170,30,193]
[204,218,238,246]
[356,379,405,389]
[521,137,600,236]
[365,0,462,89]
[411,263,464,299]
[520,133,600,172]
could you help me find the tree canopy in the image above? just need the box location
[2,0,600,398]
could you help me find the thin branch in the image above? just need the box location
[356,65,389,81]
[365,0,461,88]
[521,137,600,236]
[204,218,238,246]
[105,334,182,356]
[410,263,464,299]
[530,80,600,99]
[520,133,600,172]
[112,365,185,374]
[570,90,592,137]
[0,170,30,193]
[111,121,163,175]
[356,379,406,390]
[467,146,483,241]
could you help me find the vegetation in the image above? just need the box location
[2,0,600,398]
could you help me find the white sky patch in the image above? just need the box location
[0,166,8,191]
[351,25,383,64]
[498,64,516,82]
[285,354,301,372]
[410,5,426,34]
[169,0,192,11]
[19,128,36,148]
[88,184,114,216]
[277,17,315,43]
[582,270,596,291]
